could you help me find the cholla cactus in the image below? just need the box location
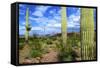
[25,8,31,43]
[81,8,95,60]
[61,7,67,51]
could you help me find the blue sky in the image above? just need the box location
[19,4,96,36]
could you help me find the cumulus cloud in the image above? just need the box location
[19,10,25,15]
[19,25,25,30]
[47,22,61,28]
[19,25,25,35]
[19,30,25,35]
[29,16,48,24]
[19,4,26,7]
[32,11,43,17]
[32,6,51,17]
[22,21,25,25]
[67,8,80,28]
[19,5,81,35]
[31,27,43,31]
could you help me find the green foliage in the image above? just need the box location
[30,49,42,58]
[58,32,81,61]
[59,48,73,61]
[19,37,25,49]
[19,43,24,49]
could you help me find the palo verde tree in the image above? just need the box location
[81,8,95,60]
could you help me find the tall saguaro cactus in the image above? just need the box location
[25,8,31,43]
[19,8,32,63]
[61,7,67,51]
[81,8,95,60]
[61,7,72,61]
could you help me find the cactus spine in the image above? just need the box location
[81,8,95,60]
[25,8,31,43]
[61,7,67,51]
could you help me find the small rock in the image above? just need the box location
[36,57,41,60]
[23,59,32,64]
[32,58,39,63]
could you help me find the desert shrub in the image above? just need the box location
[46,39,53,45]
[19,37,25,50]
[19,37,25,42]
[59,49,73,61]
[59,32,81,61]
[19,43,24,50]
[47,40,52,44]
[31,49,42,58]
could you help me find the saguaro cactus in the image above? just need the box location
[61,7,72,61]
[19,8,32,63]
[25,8,31,43]
[81,8,95,60]
[61,7,67,51]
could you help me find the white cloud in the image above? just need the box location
[30,12,61,31]
[22,22,25,25]
[19,12,24,15]
[30,6,61,31]
[29,16,48,25]
[49,10,54,14]
[19,30,25,35]
[29,16,38,21]
[69,14,80,22]
[49,9,61,20]
[54,15,61,21]
[43,27,61,35]
[48,19,57,24]
[67,9,80,28]
[31,27,43,31]
[19,25,25,30]
[47,23,61,28]
[36,6,50,13]
[68,22,75,28]
[19,25,25,35]
[53,23,61,27]
[19,10,25,15]
[30,17,61,33]
[19,4,25,8]
[32,11,43,17]
[32,6,51,17]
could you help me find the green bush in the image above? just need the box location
[31,49,42,58]
[59,50,73,61]
[19,43,24,50]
